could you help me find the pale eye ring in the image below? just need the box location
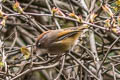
[38,43,41,46]
[36,42,41,47]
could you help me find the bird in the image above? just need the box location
[35,25,88,55]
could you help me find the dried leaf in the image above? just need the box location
[0,16,7,27]
[112,27,120,34]
[0,57,4,67]
[13,1,23,13]
[0,62,4,67]
[68,13,82,23]
[90,13,97,23]
[115,0,120,6]
[52,7,65,16]
[104,19,111,28]
[0,10,4,17]
[68,13,76,17]
[20,47,31,59]
[52,7,59,14]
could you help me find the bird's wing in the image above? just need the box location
[57,30,79,41]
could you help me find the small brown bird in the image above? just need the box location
[35,26,88,55]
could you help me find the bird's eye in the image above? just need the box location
[38,43,41,46]
[37,42,41,47]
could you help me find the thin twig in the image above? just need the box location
[54,55,65,80]
[98,37,120,73]
[11,62,59,80]
[68,53,99,80]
